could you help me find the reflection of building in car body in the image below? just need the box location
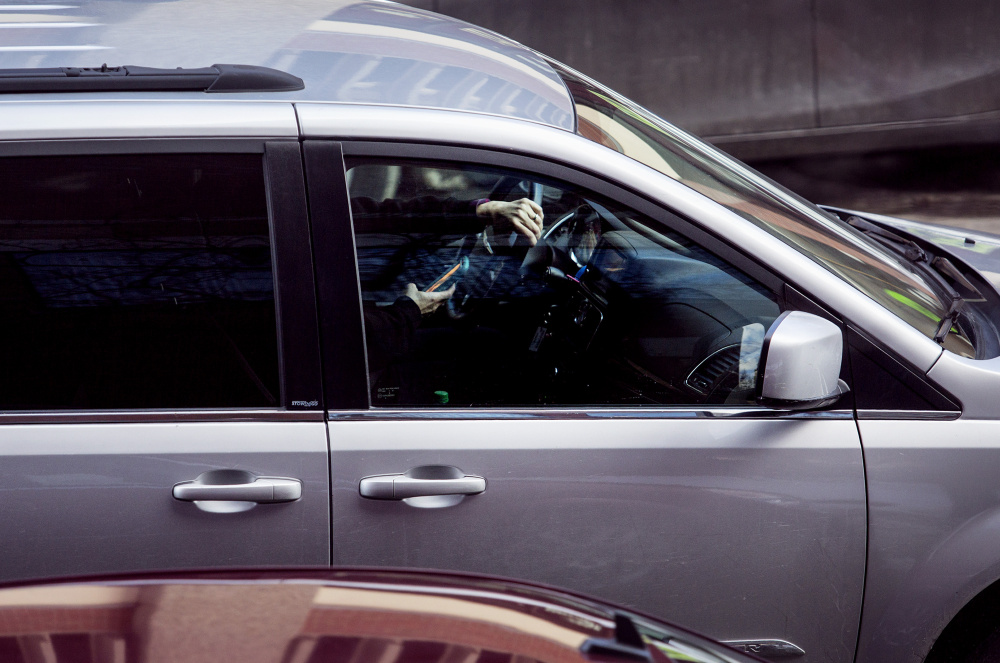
[0,570,755,663]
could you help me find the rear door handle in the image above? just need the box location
[360,466,486,500]
[173,477,301,503]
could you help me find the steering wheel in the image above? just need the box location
[521,203,603,278]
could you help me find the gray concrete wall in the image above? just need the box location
[404,0,817,136]
[816,0,1000,126]
[402,0,1000,151]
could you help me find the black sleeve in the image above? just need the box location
[363,296,422,374]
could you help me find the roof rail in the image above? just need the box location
[0,64,304,94]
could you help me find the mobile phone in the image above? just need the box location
[425,256,470,292]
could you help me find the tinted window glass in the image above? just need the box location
[347,158,781,408]
[0,154,279,409]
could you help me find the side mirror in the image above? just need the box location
[757,311,849,410]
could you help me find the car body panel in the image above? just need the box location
[0,133,330,583]
[0,101,299,140]
[328,416,867,663]
[272,1,575,128]
[0,1,576,130]
[855,420,1000,663]
[0,422,330,582]
[927,351,1000,419]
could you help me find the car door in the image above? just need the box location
[306,140,867,663]
[0,139,329,580]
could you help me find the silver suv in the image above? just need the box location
[0,4,997,663]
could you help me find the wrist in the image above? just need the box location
[474,198,492,218]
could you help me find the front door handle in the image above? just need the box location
[360,465,486,500]
[173,475,301,503]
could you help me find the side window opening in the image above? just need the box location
[346,158,781,408]
[0,153,280,410]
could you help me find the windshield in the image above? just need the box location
[548,59,974,356]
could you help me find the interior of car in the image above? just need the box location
[347,159,781,408]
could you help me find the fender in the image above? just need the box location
[856,433,1000,663]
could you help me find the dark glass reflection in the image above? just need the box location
[0,154,279,410]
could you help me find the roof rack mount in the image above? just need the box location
[0,64,304,94]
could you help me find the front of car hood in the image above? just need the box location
[822,205,1000,292]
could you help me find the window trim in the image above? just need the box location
[264,141,324,411]
[326,408,855,421]
[303,141,370,410]
[0,410,325,425]
[0,137,274,156]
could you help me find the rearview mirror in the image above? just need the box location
[757,311,849,410]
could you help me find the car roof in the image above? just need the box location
[0,0,576,131]
[278,1,575,128]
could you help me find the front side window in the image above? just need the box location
[0,154,279,410]
[347,158,781,408]
[549,59,975,356]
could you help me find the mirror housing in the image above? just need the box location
[756,311,849,410]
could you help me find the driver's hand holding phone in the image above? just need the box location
[405,282,455,315]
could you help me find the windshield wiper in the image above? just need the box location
[934,295,966,344]
[845,215,985,345]
[930,254,980,295]
[846,215,982,295]
[846,215,926,262]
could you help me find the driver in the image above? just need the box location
[358,195,544,393]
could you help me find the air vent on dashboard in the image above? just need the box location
[685,344,741,395]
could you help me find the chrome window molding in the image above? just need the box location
[328,408,854,421]
[296,103,944,373]
[0,410,324,425]
[856,410,962,421]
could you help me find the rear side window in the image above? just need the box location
[0,154,279,410]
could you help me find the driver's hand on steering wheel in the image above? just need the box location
[405,283,456,315]
[476,198,544,245]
